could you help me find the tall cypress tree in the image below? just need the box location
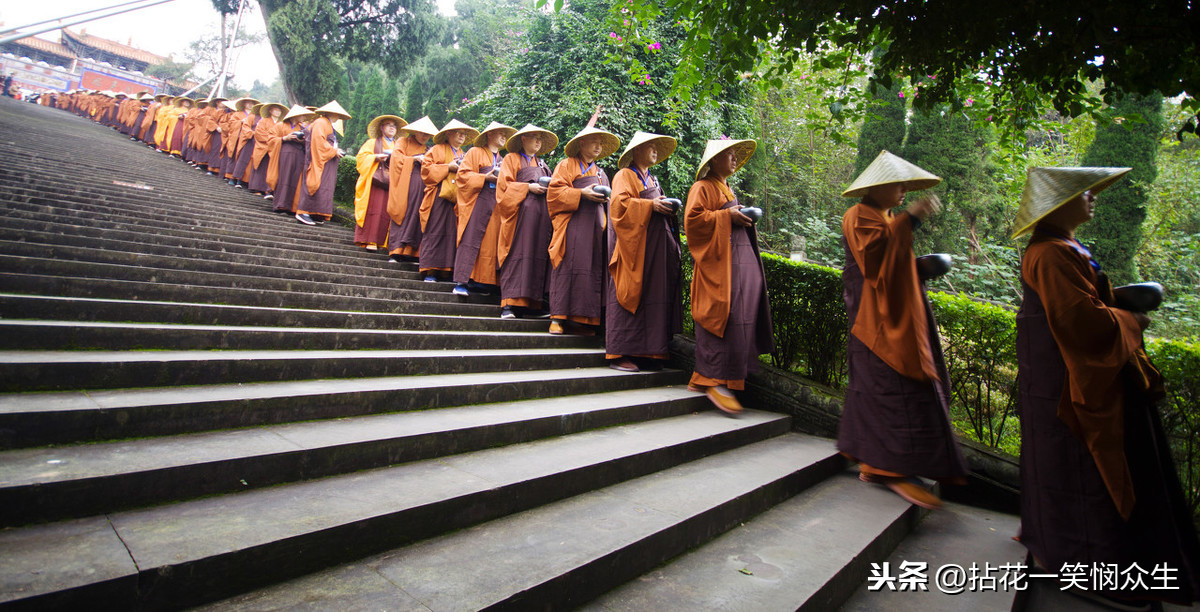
[854,75,907,175]
[1078,92,1164,284]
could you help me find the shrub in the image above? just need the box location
[1146,337,1200,522]
[334,154,359,206]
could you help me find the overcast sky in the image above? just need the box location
[1,0,457,90]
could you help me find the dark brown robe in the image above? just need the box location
[497,154,552,307]
[272,127,308,213]
[453,146,502,285]
[354,137,391,247]
[547,158,609,324]
[297,118,338,218]
[1018,227,1199,604]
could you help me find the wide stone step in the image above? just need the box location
[0,387,711,527]
[198,433,844,611]
[0,410,793,610]
[0,367,688,448]
[0,226,415,280]
[586,470,921,611]
[0,272,504,317]
[0,203,372,263]
[0,344,602,391]
[0,320,589,353]
[0,294,545,333]
[0,254,494,306]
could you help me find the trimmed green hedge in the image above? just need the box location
[681,246,1200,519]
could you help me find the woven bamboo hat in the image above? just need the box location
[233,97,259,111]
[195,99,210,108]
[139,93,154,101]
[1011,166,1131,238]
[617,131,677,169]
[173,97,195,107]
[154,93,171,102]
[434,119,480,145]
[474,121,517,148]
[331,119,345,136]
[505,124,558,156]
[401,116,439,138]
[209,96,229,104]
[367,115,407,139]
[564,126,621,160]
[696,138,756,180]
[314,100,352,121]
[257,102,286,118]
[220,100,238,111]
[281,104,315,123]
[842,150,941,198]
[249,102,264,115]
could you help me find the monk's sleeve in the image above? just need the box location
[355,139,379,176]
[420,145,452,187]
[456,147,489,196]
[546,159,583,216]
[841,204,895,281]
[495,154,528,216]
[311,121,338,164]
[608,168,655,312]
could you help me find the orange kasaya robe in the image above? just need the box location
[454,145,503,285]
[546,157,606,269]
[418,143,459,231]
[250,116,278,170]
[494,152,534,269]
[266,120,299,190]
[842,202,938,382]
[386,135,431,226]
[1021,230,1149,519]
[608,166,656,314]
[138,102,159,140]
[683,177,739,338]
[153,104,174,147]
[303,116,338,196]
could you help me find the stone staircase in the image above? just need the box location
[0,97,1036,611]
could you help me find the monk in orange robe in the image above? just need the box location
[837,150,966,510]
[605,131,683,372]
[248,103,285,196]
[267,105,314,214]
[452,122,515,295]
[353,114,406,250]
[385,116,438,262]
[296,100,351,225]
[418,119,477,281]
[546,127,621,335]
[230,100,261,186]
[495,124,556,319]
[1014,167,1199,607]
[685,138,774,414]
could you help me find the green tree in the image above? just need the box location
[854,75,906,176]
[254,0,444,104]
[1078,92,1164,285]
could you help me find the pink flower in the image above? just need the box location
[646,42,661,51]
[609,32,618,38]
[898,92,904,98]
[965,98,974,106]
[461,97,469,103]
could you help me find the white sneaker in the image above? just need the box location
[295,213,316,225]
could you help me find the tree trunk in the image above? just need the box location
[256,0,298,105]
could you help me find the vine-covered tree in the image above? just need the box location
[854,75,906,176]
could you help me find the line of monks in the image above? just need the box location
[39,91,1200,607]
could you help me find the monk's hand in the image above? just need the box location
[1134,312,1152,331]
[412,154,424,163]
[581,186,606,202]
[651,196,674,215]
[528,183,547,195]
[908,194,941,220]
[729,205,753,227]
[448,162,460,172]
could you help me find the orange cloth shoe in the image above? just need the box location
[705,385,743,416]
[867,476,943,510]
[549,321,565,335]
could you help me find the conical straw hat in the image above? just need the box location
[505,124,558,156]
[139,93,154,101]
[401,116,439,138]
[258,102,287,118]
[220,100,238,111]
[173,97,195,107]
[434,119,480,145]
[617,131,677,169]
[154,93,171,102]
[331,118,345,136]
[696,139,756,180]
[208,96,228,104]
[367,115,407,139]
[281,104,315,123]
[314,100,352,120]
[249,102,265,115]
[195,99,210,108]
[842,150,941,198]
[564,126,621,160]
[1011,166,1132,238]
[473,121,517,148]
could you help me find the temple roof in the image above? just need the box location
[61,28,166,66]
[7,35,75,60]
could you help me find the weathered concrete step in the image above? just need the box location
[0,387,712,527]
[199,433,843,612]
[0,344,601,391]
[0,273,504,318]
[0,222,412,274]
[0,239,455,293]
[0,225,417,279]
[0,202,374,261]
[585,470,921,611]
[839,501,1024,612]
[0,294,545,332]
[0,255,497,306]
[0,367,688,448]
[0,410,793,610]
